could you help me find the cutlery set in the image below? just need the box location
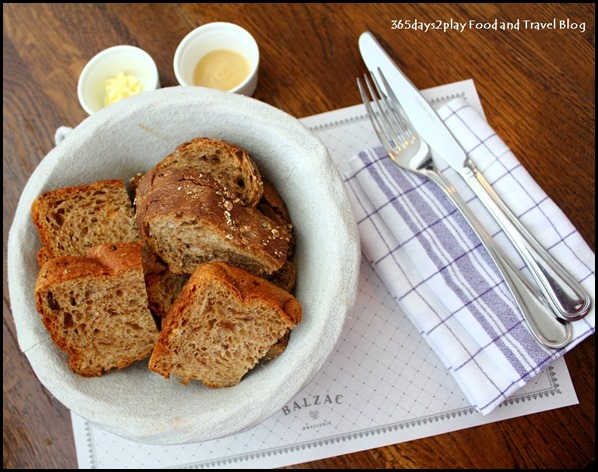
[357,31,592,349]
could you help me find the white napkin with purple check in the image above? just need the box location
[342,97,595,415]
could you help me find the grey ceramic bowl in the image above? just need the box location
[8,86,360,444]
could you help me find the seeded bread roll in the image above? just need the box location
[155,137,264,207]
[149,262,301,387]
[135,167,291,276]
[31,179,139,260]
[34,242,159,377]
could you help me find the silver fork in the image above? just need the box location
[358,71,573,349]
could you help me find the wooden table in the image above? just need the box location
[3,3,595,469]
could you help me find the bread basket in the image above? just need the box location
[7,86,360,444]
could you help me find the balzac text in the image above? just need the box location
[282,394,343,415]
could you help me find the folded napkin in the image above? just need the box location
[342,97,595,415]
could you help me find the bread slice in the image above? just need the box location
[141,247,288,358]
[149,262,301,388]
[155,137,263,207]
[135,167,291,276]
[31,179,139,259]
[266,261,297,293]
[145,270,190,319]
[260,331,291,362]
[35,242,159,377]
[257,179,295,257]
[256,179,292,227]
[141,246,185,319]
[36,246,51,268]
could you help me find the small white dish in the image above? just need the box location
[77,45,160,115]
[174,22,259,96]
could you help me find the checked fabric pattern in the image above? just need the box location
[342,98,595,415]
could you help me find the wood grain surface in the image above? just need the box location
[3,3,595,469]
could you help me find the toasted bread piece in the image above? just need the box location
[260,331,291,362]
[34,242,159,377]
[266,260,297,293]
[156,137,263,207]
[141,246,189,319]
[257,179,291,227]
[31,179,139,259]
[149,262,301,388]
[36,246,51,268]
[128,172,145,203]
[135,167,291,276]
[257,179,295,257]
[145,270,190,319]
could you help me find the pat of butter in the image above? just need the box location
[104,72,142,106]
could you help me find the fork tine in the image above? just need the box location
[363,74,400,148]
[368,72,410,149]
[376,68,417,144]
[362,72,406,153]
[357,76,394,156]
[358,68,421,158]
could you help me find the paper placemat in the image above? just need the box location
[71,80,579,469]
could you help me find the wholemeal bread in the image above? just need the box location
[142,247,295,312]
[30,138,301,382]
[141,249,190,319]
[36,246,52,268]
[256,179,291,227]
[143,256,290,358]
[127,172,145,202]
[140,245,293,359]
[31,179,139,260]
[260,331,291,362]
[266,261,297,293]
[35,242,159,377]
[145,270,190,319]
[149,261,301,388]
[257,179,295,257]
[155,137,264,207]
[135,167,291,276]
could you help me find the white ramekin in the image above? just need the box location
[173,22,259,96]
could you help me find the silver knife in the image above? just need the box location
[359,31,591,322]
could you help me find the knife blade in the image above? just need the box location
[358,30,591,321]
